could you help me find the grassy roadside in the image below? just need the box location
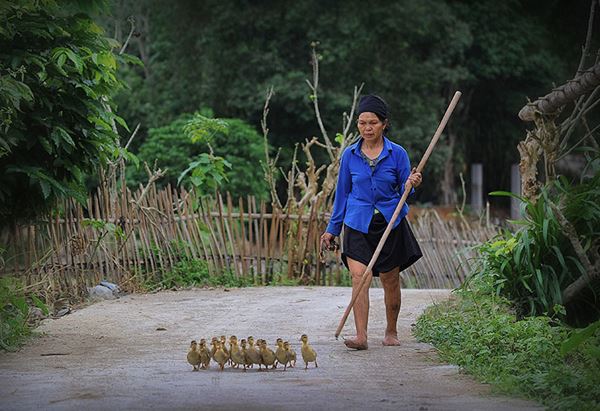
[0,278,48,351]
[414,286,600,411]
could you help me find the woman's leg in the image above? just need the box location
[344,257,371,350]
[379,267,401,346]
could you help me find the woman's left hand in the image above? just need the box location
[408,167,422,188]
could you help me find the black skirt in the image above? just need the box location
[341,213,422,277]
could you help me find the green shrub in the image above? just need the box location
[0,277,48,351]
[414,286,600,410]
[0,1,134,224]
[471,172,600,319]
[127,110,268,199]
[268,273,299,286]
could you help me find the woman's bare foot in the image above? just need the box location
[382,333,401,346]
[344,336,368,350]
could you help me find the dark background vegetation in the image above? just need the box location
[105,0,590,209]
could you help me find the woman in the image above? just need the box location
[320,94,422,350]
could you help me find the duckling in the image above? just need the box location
[284,341,297,368]
[247,336,262,370]
[275,338,289,370]
[300,334,318,370]
[210,337,219,360]
[198,340,211,370]
[220,335,230,362]
[240,339,252,371]
[259,339,277,370]
[229,335,244,369]
[187,340,201,371]
[213,341,228,371]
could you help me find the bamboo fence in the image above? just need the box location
[0,185,497,305]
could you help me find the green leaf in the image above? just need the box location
[114,114,130,132]
[31,295,49,316]
[560,320,600,356]
[51,127,75,148]
[40,137,53,154]
[64,48,84,73]
[39,180,51,199]
[12,296,28,316]
[489,190,526,203]
[542,218,549,243]
[119,53,144,67]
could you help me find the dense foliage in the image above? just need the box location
[468,172,600,321]
[0,1,132,224]
[127,111,268,198]
[414,282,600,410]
[106,0,584,204]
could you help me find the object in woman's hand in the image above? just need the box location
[319,239,339,263]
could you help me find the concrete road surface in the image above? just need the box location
[0,287,542,411]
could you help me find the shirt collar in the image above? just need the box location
[350,136,393,157]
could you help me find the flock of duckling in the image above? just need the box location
[187,334,318,371]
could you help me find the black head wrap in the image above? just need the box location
[357,94,388,120]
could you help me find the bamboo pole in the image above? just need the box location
[218,192,239,277]
[238,197,248,276]
[258,198,267,284]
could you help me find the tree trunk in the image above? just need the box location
[519,62,600,122]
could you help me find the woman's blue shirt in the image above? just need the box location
[325,136,413,236]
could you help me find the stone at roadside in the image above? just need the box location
[99,281,121,294]
[88,284,116,301]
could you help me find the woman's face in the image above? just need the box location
[357,112,386,142]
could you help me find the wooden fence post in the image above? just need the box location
[471,163,483,213]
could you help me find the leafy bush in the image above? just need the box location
[0,1,134,224]
[0,277,48,351]
[127,110,268,199]
[469,173,600,319]
[144,258,252,290]
[414,284,600,410]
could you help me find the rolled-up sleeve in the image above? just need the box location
[326,150,351,236]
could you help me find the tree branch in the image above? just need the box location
[550,200,599,304]
[119,16,136,55]
[306,43,334,161]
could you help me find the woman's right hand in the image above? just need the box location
[320,232,335,250]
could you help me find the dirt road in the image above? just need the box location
[0,287,541,410]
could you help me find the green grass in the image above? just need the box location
[414,284,600,410]
[0,277,48,351]
[142,258,253,290]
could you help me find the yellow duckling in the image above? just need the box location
[198,339,211,370]
[187,340,201,371]
[275,338,289,370]
[229,335,244,369]
[283,341,297,368]
[220,335,230,359]
[246,336,262,370]
[300,334,318,370]
[240,339,252,371]
[259,339,277,370]
[213,341,228,371]
[210,337,219,360]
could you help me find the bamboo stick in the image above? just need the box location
[238,197,249,276]
[218,192,239,277]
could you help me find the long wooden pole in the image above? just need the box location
[335,91,462,339]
